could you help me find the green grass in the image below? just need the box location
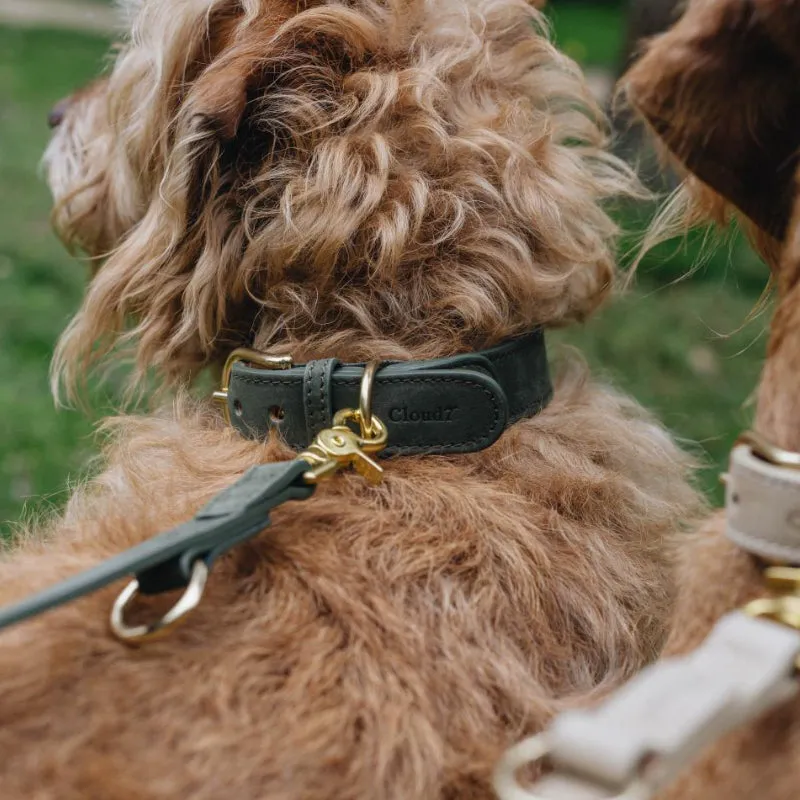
[0,27,112,535]
[548,1,626,66]
[0,18,771,536]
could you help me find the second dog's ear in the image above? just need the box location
[623,0,800,241]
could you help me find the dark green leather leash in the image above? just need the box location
[0,332,551,644]
[0,460,314,641]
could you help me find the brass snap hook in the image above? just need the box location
[110,559,209,645]
[299,361,388,486]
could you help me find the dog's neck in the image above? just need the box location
[755,221,800,451]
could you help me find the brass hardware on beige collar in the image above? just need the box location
[730,435,800,621]
[745,565,800,663]
[212,348,293,425]
[762,565,800,595]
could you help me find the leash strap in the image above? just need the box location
[494,613,800,800]
[0,461,314,635]
[223,330,552,455]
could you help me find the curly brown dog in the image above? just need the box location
[0,1,701,798]
[622,1,800,797]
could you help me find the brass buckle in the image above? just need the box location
[212,348,293,425]
[746,566,800,627]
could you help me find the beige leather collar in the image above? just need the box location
[494,613,800,800]
[726,440,800,564]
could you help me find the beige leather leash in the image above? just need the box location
[494,431,800,800]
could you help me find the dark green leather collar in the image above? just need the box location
[227,330,552,455]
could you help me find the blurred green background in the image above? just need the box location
[0,1,770,536]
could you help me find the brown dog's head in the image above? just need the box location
[624,0,800,267]
[623,0,800,451]
[47,0,639,395]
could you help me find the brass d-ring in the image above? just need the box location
[359,360,381,437]
[110,560,209,645]
[493,734,651,800]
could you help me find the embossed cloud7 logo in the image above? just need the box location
[389,406,458,423]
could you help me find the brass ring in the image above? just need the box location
[359,361,381,437]
[736,431,800,470]
[110,559,209,645]
[493,734,651,800]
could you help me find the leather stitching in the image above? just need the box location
[303,360,327,443]
[320,360,331,429]
[304,362,314,442]
[486,334,546,421]
[508,386,553,425]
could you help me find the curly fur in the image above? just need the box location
[47,0,642,393]
[0,367,700,799]
[0,0,704,797]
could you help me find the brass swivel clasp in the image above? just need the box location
[745,565,800,637]
[300,360,388,485]
[301,409,388,485]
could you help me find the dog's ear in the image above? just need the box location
[624,0,800,241]
[178,3,296,143]
[183,58,249,142]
